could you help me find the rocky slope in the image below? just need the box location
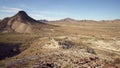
[0,11,51,33]
[2,36,119,68]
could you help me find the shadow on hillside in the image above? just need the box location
[0,43,22,60]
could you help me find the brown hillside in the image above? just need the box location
[0,11,53,33]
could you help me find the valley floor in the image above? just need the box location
[0,22,120,68]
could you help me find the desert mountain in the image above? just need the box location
[60,18,77,22]
[49,18,79,24]
[0,11,47,33]
[54,18,97,23]
[51,17,120,23]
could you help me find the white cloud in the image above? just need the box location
[0,6,23,13]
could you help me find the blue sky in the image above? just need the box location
[0,0,120,21]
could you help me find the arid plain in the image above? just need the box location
[0,11,120,68]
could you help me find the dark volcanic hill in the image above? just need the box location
[11,11,38,23]
[0,11,49,33]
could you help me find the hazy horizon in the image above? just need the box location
[0,0,120,21]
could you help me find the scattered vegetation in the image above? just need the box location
[0,21,120,67]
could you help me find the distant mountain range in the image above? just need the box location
[0,11,120,33]
[57,18,120,23]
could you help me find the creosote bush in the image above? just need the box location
[86,47,96,55]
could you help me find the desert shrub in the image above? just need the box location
[54,37,75,49]
[58,40,74,49]
[86,47,96,55]
[12,48,17,52]
[30,49,33,53]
